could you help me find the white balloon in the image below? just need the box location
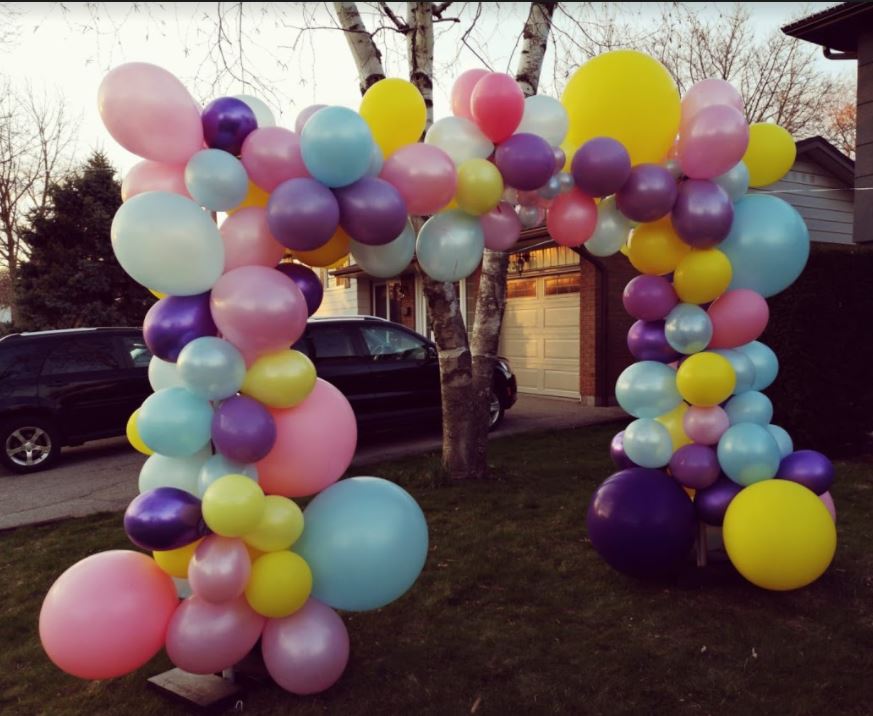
[516,95,569,147]
[425,117,493,166]
[149,356,184,392]
[350,221,415,279]
[233,94,276,127]
[138,448,213,496]
[584,197,631,257]
[415,210,484,282]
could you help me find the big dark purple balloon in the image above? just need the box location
[212,395,277,464]
[610,431,638,470]
[778,450,834,495]
[694,476,743,526]
[202,97,258,155]
[586,467,697,579]
[275,263,324,316]
[267,178,340,252]
[334,177,407,246]
[627,320,681,363]
[622,275,679,321]
[671,179,734,248]
[571,137,632,198]
[669,444,721,489]
[494,133,555,191]
[144,293,217,362]
[124,487,207,552]
[615,164,678,223]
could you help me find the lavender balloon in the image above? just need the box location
[572,137,631,198]
[480,201,522,251]
[267,178,340,252]
[610,431,637,470]
[669,444,721,489]
[294,104,327,134]
[124,487,207,552]
[778,450,835,495]
[622,275,679,321]
[671,179,734,248]
[212,395,277,464]
[694,476,743,526]
[494,133,555,190]
[553,147,566,173]
[276,263,324,316]
[615,164,677,223]
[144,293,217,362]
[202,97,258,155]
[335,176,407,246]
[627,320,681,363]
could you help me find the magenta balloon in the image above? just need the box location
[220,208,285,272]
[261,599,350,695]
[294,104,327,134]
[615,164,677,223]
[451,69,490,121]
[165,595,265,675]
[241,127,309,191]
[571,137,631,198]
[266,178,339,252]
[335,176,408,246]
[622,275,679,321]
[122,160,190,202]
[707,289,769,349]
[678,104,749,180]
[681,79,744,124]
[669,443,720,489]
[188,535,251,604]
[683,405,730,445]
[480,202,522,251]
[380,144,457,216]
[494,133,555,190]
[671,179,734,248]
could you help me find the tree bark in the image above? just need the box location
[333,2,388,93]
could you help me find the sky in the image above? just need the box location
[3,2,853,176]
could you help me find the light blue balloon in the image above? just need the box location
[665,303,712,355]
[138,387,213,458]
[713,161,749,202]
[197,454,259,497]
[737,341,779,391]
[177,337,246,401]
[717,422,781,486]
[766,424,794,458]
[184,149,249,211]
[365,144,384,177]
[615,361,681,419]
[300,106,375,188]
[139,448,213,496]
[711,349,756,394]
[720,194,810,298]
[111,191,224,296]
[725,391,773,425]
[416,210,485,282]
[586,197,631,257]
[350,220,415,279]
[294,477,428,612]
[622,418,673,468]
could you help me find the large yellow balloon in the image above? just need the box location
[627,218,690,275]
[673,249,733,304]
[676,352,736,407]
[455,158,503,216]
[655,402,692,452]
[153,539,202,578]
[228,181,270,215]
[243,496,305,553]
[241,349,316,409]
[561,50,680,165]
[359,78,426,158]
[126,409,153,456]
[202,475,266,537]
[723,480,836,591]
[293,227,350,268]
[245,551,312,618]
[742,123,796,188]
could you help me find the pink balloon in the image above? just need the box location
[39,550,177,680]
[210,266,308,358]
[98,62,204,164]
[257,379,356,498]
[294,104,327,134]
[241,127,309,192]
[481,202,522,251]
[683,406,730,445]
[188,536,251,604]
[165,595,265,675]
[820,491,837,522]
[451,68,490,121]
[219,208,286,273]
[707,289,769,349]
[261,599,349,695]
[121,160,191,202]
[380,144,457,216]
[682,79,744,124]
[546,188,597,247]
[470,73,524,144]
[678,104,749,179]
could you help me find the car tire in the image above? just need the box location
[488,388,505,431]
[0,415,61,474]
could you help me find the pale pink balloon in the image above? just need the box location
[707,289,769,349]
[165,595,265,675]
[98,62,204,164]
[257,379,357,498]
[210,266,308,358]
[241,127,309,192]
[380,144,456,216]
[451,68,490,121]
[683,406,730,445]
[188,536,251,604]
[39,550,178,680]
[121,160,191,202]
[820,491,837,522]
[678,104,749,179]
[546,188,597,247]
[294,104,327,134]
[481,202,522,251]
[681,79,744,125]
[470,73,525,144]
[219,208,286,272]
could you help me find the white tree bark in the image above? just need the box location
[333,2,388,93]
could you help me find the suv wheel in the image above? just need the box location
[0,417,60,474]
[488,389,505,431]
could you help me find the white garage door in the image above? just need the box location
[499,272,580,398]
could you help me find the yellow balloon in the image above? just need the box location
[228,181,270,215]
[676,352,736,407]
[455,158,503,216]
[245,551,312,618]
[153,539,202,578]
[245,543,266,562]
[202,475,266,537]
[742,123,796,188]
[561,50,680,165]
[359,78,426,158]
[126,409,153,456]
[655,402,692,452]
[293,228,350,268]
[673,249,733,304]
[243,496,305,553]
[149,288,166,300]
[627,218,690,275]
[241,349,316,409]
[723,480,836,590]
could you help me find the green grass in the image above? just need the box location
[2,425,872,715]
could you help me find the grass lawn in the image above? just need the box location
[1,423,872,715]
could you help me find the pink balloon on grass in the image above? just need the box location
[678,104,749,180]
[380,143,457,216]
[470,73,524,144]
[241,127,309,191]
[546,188,597,247]
[681,79,744,124]
[683,406,730,445]
[707,289,769,349]
[188,536,251,604]
[219,208,285,272]
[480,202,522,251]
[451,68,490,121]
[121,160,190,202]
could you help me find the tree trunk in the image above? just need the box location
[333,2,387,93]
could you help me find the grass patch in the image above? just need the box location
[1,424,872,715]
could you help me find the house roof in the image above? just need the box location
[782,2,873,53]
[795,135,855,185]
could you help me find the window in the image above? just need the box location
[507,278,537,299]
[42,338,121,375]
[309,326,361,360]
[0,344,45,382]
[360,325,428,361]
[544,274,580,295]
[121,336,152,367]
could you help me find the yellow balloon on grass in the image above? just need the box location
[673,249,733,304]
[561,50,680,165]
[126,409,153,456]
[676,352,736,407]
[202,474,266,537]
[360,78,426,157]
[241,349,316,409]
[627,218,690,275]
[723,480,836,590]
[153,539,202,578]
[245,551,312,618]
[293,227,350,268]
[655,402,692,451]
[742,123,796,188]
[243,496,305,553]
[455,158,503,216]
[228,181,270,214]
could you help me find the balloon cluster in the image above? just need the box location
[39,63,429,694]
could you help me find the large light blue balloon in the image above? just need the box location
[300,106,375,188]
[766,424,794,458]
[294,477,428,612]
[350,220,415,279]
[177,336,246,401]
[139,448,213,496]
[725,391,773,425]
[665,303,712,355]
[622,418,673,468]
[111,191,224,296]
[615,361,681,419]
[713,161,749,202]
[197,454,259,497]
[737,341,779,391]
[184,149,249,211]
[720,194,809,297]
[711,348,756,394]
[416,210,485,282]
[138,387,213,458]
[717,422,781,486]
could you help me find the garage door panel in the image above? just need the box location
[502,338,539,358]
[502,307,540,329]
[544,370,579,393]
[543,305,579,328]
[512,366,542,392]
[544,338,579,360]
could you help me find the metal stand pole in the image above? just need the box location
[695,521,708,567]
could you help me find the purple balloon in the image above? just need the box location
[202,97,258,155]
[572,137,632,198]
[124,487,207,552]
[144,293,217,362]
[669,444,721,489]
[694,475,743,526]
[494,133,555,190]
[276,263,324,316]
[267,178,340,252]
[334,176,407,246]
[627,320,681,363]
[552,147,566,173]
[610,431,637,470]
[295,104,327,134]
[622,275,679,321]
[671,179,734,248]
[212,395,277,464]
[778,450,834,495]
[615,164,677,223]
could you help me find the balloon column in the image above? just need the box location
[39,63,429,694]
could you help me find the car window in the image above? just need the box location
[121,335,152,368]
[360,325,428,361]
[42,338,121,375]
[0,344,46,382]
[309,325,362,360]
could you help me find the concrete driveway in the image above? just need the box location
[0,395,625,530]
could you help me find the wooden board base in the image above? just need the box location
[147,668,244,711]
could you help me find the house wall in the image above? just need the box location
[313,268,361,317]
[856,27,873,243]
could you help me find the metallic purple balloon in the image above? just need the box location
[694,475,742,526]
[276,263,324,316]
[124,487,207,551]
[610,431,637,470]
[615,164,678,222]
[778,450,834,495]
[267,178,339,251]
[552,147,566,173]
[334,176,408,246]
[202,97,258,155]
[144,293,217,362]
[212,395,277,464]
[627,320,681,363]
[494,133,555,190]
[669,444,721,489]
[571,137,632,198]
[622,275,679,321]
[671,179,734,248]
